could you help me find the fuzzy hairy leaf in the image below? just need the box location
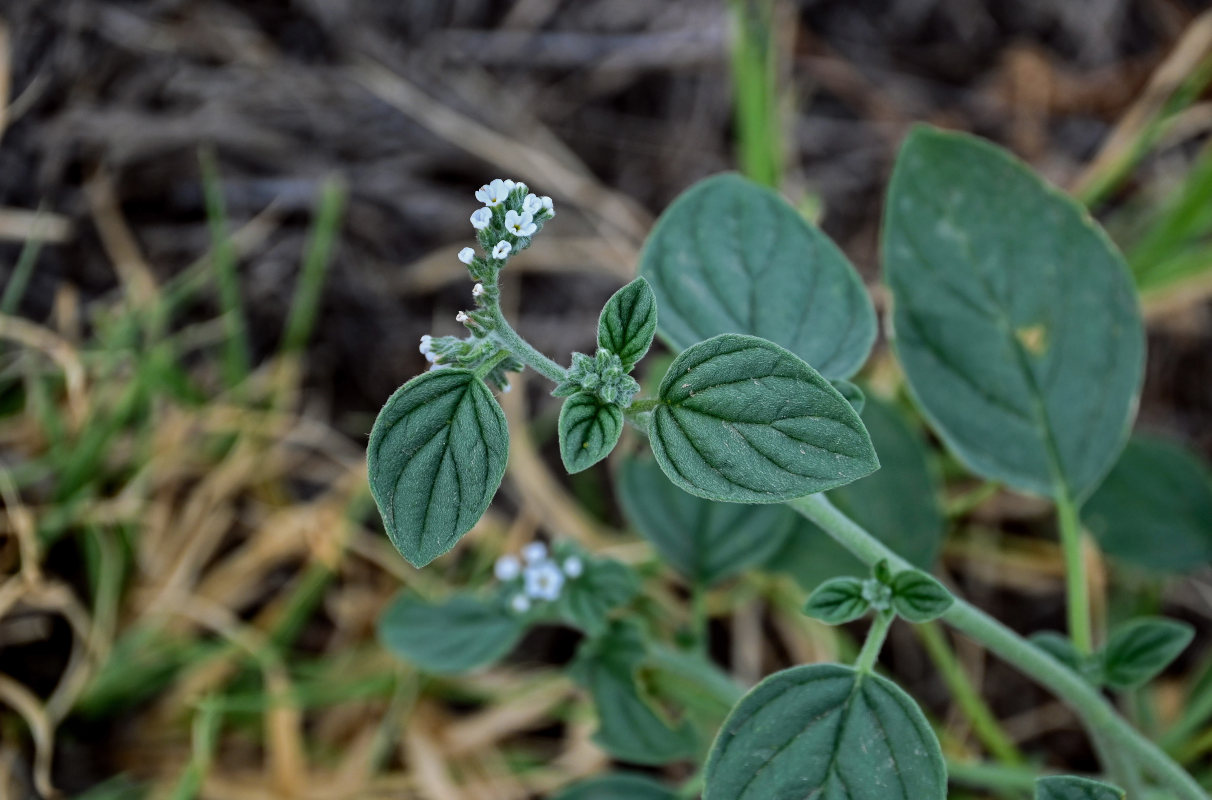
[1083,436,1212,573]
[368,369,509,567]
[598,277,658,370]
[650,334,878,503]
[559,393,624,473]
[890,569,954,623]
[639,173,876,380]
[617,453,795,586]
[377,593,523,674]
[1100,617,1194,690]
[1036,776,1124,800]
[883,127,1144,498]
[804,577,869,624]
[704,663,946,800]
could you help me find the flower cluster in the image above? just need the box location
[460,178,554,285]
[419,333,522,393]
[553,348,641,408]
[494,540,584,614]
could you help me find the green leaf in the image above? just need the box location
[617,452,795,586]
[650,334,878,503]
[1036,775,1125,800]
[1083,435,1212,573]
[569,622,698,765]
[703,663,946,800]
[367,369,509,567]
[832,378,865,414]
[762,397,945,588]
[598,276,658,370]
[377,592,523,674]
[639,173,876,380]
[890,569,954,623]
[639,645,745,731]
[1100,617,1194,690]
[1030,632,1086,674]
[883,127,1144,498]
[559,393,624,473]
[554,555,639,636]
[550,774,678,800]
[804,577,869,624]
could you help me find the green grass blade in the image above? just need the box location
[281,178,346,356]
[198,148,251,387]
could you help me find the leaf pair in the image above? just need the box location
[1032,616,1194,690]
[806,564,953,625]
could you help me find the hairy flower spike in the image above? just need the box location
[555,348,641,408]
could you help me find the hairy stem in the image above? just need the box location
[789,493,1208,800]
[1055,482,1093,655]
[855,611,893,674]
[483,299,567,384]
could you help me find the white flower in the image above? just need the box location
[501,382,512,393]
[562,556,584,578]
[472,283,485,297]
[456,311,469,323]
[470,208,492,230]
[522,194,542,215]
[494,555,521,581]
[475,178,514,207]
[492,241,512,260]
[541,196,554,215]
[521,541,548,563]
[458,247,476,265]
[419,334,437,363]
[510,593,531,613]
[524,561,565,601]
[504,210,537,238]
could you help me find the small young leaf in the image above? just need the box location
[831,378,865,415]
[617,453,795,586]
[650,334,878,503]
[639,173,876,380]
[377,593,523,674]
[559,393,624,473]
[554,556,639,636]
[890,569,954,623]
[883,126,1144,499]
[1036,775,1125,800]
[368,369,509,567]
[550,774,678,800]
[804,577,869,624]
[569,622,698,765]
[704,663,946,800]
[1030,632,1086,674]
[1083,435,1212,573]
[1100,617,1194,690]
[598,276,658,370]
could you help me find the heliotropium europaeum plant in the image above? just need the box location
[368,135,1209,800]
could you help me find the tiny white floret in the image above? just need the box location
[475,178,514,207]
[494,554,521,581]
[524,561,565,601]
[472,283,485,297]
[504,210,537,238]
[419,334,437,363]
[492,240,512,260]
[521,541,548,564]
[541,196,554,215]
[522,194,542,215]
[458,247,476,265]
[456,311,470,323]
[562,556,584,578]
[470,207,492,230]
[510,593,531,613]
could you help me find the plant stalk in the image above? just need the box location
[1054,483,1093,655]
[484,299,567,384]
[855,611,893,674]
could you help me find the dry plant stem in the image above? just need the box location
[790,493,1209,800]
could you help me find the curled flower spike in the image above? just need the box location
[521,541,548,564]
[476,178,514,207]
[492,241,513,260]
[522,194,543,215]
[458,247,475,265]
[470,207,492,230]
[524,561,565,601]
[510,593,531,613]
[562,556,584,578]
[494,555,521,581]
[504,210,537,237]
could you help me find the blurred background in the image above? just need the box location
[1,1,1212,798]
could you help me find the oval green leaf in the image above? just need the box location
[762,396,945,588]
[639,173,876,380]
[598,276,658,370]
[368,369,509,567]
[1083,435,1212,573]
[617,452,795,586]
[704,663,946,800]
[1100,616,1194,690]
[559,392,624,474]
[377,592,523,674]
[650,334,878,503]
[890,569,954,623]
[551,774,678,800]
[805,577,869,624]
[883,127,1144,498]
[1036,776,1124,800]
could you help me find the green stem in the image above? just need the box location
[1092,725,1148,798]
[483,300,567,384]
[1054,482,1093,655]
[789,493,1208,800]
[691,583,710,656]
[915,621,1025,765]
[473,349,511,380]
[855,611,893,674]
